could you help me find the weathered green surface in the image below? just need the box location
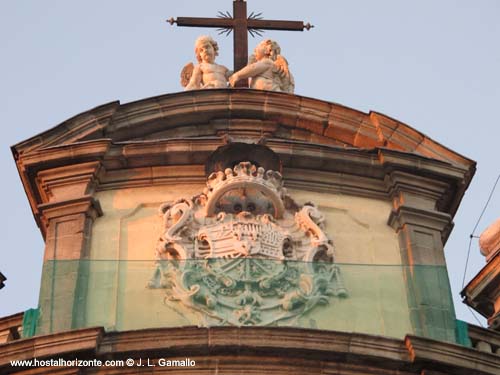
[35,260,455,342]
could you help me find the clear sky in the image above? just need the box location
[1,0,499,327]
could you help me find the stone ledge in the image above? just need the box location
[1,327,500,374]
[0,327,103,367]
[99,326,409,365]
[0,313,23,344]
[405,334,500,374]
[468,324,500,354]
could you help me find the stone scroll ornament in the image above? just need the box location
[148,162,347,326]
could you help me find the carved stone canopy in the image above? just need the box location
[205,142,282,176]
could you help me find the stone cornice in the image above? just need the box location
[1,327,499,374]
[13,135,472,241]
[12,90,474,169]
[13,140,111,169]
[15,138,469,189]
[12,102,118,154]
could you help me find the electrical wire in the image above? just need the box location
[471,173,500,235]
[467,306,485,328]
[460,173,500,328]
[462,173,500,288]
[461,236,474,289]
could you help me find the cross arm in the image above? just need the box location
[247,19,313,31]
[168,17,234,28]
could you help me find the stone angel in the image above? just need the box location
[181,35,232,90]
[229,39,295,93]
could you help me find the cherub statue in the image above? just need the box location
[228,39,294,93]
[181,35,231,90]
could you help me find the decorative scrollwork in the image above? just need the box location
[148,161,348,325]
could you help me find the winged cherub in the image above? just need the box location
[181,35,231,90]
[228,39,294,93]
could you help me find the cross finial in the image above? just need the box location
[168,0,312,87]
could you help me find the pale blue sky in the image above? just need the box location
[1,0,499,326]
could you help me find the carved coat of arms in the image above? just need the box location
[149,161,347,326]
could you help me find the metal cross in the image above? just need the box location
[168,0,313,87]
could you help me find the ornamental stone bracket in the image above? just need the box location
[148,161,347,326]
[385,170,455,265]
[36,159,104,261]
[36,161,103,204]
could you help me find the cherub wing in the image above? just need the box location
[180,62,194,88]
[274,55,295,93]
[274,55,290,77]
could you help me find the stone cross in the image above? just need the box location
[168,0,312,87]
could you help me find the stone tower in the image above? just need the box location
[1,3,499,369]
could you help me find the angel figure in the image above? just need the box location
[181,35,231,90]
[228,39,294,93]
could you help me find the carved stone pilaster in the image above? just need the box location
[386,171,456,342]
[36,196,102,335]
[34,161,103,335]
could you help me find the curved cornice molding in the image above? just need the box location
[12,89,474,171]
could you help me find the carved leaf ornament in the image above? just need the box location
[149,161,347,326]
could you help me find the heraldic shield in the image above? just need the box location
[148,161,347,326]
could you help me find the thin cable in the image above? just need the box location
[471,173,500,235]
[467,305,484,328]
[461,173,500,289]
[461,236,473,288]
